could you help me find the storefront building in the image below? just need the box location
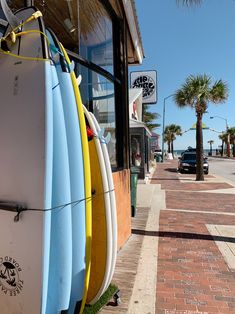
[129,89,152,179]
[5,0,144,248]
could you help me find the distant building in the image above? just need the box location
[129,88,153,179]
[150,132,161,152]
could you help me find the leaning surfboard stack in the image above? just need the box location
[0,4,117,314]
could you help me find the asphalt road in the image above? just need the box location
[208,157,235,184]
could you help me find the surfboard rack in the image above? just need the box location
[106,289,121,307]
[113,289,121,306]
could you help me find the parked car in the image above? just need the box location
[153,149,162,158]
[181,147,196,155]
[178,152,209,174]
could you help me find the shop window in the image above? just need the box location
[77,63,117,167]
[130,135,142,167]
[79,0,114,74]
[74,0,119,167]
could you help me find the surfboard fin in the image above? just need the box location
[103,132,111,144]
[96,129,111,144]
[76,74,82,86]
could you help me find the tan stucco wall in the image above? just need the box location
[113,169,132,250]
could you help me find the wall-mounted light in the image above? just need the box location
[64,18,76,33]
[64,0,76,33]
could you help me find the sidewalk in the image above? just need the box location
[101,159,235,314]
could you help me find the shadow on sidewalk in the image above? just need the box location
[132,229,235,243]
[164,168,178,173]
[151,178,180,181]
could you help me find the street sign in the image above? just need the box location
[130,70,157,104]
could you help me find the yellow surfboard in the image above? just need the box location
[84,107,113,305]
[60,44,92,314]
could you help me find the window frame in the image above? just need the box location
[67,0,129,171]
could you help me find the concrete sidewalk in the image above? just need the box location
[101,174,164,313]
[101,160,235,314]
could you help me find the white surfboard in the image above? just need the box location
[0,7,53,314]
[89,112,118,291]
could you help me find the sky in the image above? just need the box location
[132,0,235,150]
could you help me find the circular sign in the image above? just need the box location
[132,75,155,99]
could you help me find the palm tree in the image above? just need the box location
[207,140,214,156]
[219,133,227,156]
[164,124,182,158]
[142,105,161,131]
[174,74,228,181]
[227,127,235,157]
[219,130,231,157]
[164,132,172,154]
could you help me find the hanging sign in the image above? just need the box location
[130,70,157,104]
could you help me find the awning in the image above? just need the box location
[129,119,152,136]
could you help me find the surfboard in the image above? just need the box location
[89,113,118,292]
[46,46,72,313]
[47,29,86,314]
[0,7,53,314]
[83,106,113,305]
[59,44,92,314]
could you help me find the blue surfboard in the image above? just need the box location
[47,29,86,313]
[46,56,72,313]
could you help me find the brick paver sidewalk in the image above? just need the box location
[152,160,235,314]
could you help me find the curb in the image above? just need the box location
[128,184,165,313]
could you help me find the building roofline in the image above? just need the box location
[122,0,144,64]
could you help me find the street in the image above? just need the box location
[208,157,235,184]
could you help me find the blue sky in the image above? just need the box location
[132,0,235,150]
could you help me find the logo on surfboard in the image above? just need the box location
[0,256,24,296]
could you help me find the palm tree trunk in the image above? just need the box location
[167,141,170,153]
[171,140,174,158]
[196,112,204,181]
[221,140,224,156]
[227,134,230,157]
